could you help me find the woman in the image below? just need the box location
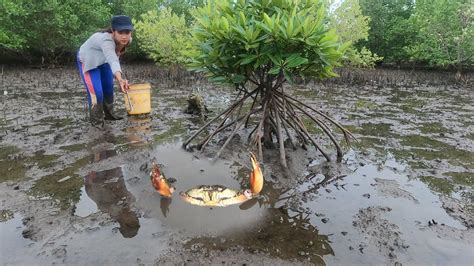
[76,15,133,126]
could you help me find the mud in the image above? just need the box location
[0,65,473,265]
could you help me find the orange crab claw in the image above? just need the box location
[150,163,174,198]
[249,152,263,195]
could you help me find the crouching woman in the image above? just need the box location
[76,15,133,126]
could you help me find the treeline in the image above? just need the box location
[1,0,472,72]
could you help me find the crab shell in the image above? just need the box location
[179,185,252,207]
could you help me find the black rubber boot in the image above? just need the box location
[103,101,123,120]
[90,104,105,127]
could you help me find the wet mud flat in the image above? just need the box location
[0,65,473,265]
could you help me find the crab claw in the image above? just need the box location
[150,163,174,198]
[249,152,263,195]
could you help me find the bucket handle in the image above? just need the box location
[125,91,134,111]
[122,71,134,111]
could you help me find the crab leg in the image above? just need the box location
[218,192,252,206]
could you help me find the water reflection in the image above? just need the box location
[90,149,117,163]
[170,158,339,264]
[84,167,140,238]
[186,202,333,265]
[125,116,152,146]
[0,213,35,263]
[160,197,172,217]
[238,197,258,210]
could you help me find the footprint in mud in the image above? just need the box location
[51,246,67,259]
[374,178,419,203]
[20,216,40,241]
[353,206,408,261]
[0,209,14,222]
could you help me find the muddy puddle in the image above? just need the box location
[0,65,473,265]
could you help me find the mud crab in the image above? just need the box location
[150,152,263,207]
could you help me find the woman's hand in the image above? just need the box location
[118,79,129,93]
[114,71,129,93]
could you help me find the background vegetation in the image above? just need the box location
[182,0,353,168]
[0,0,472,71]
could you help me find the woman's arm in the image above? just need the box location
[100,38,121,74]
[100,37,129,92]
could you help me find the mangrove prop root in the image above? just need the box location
[276,90,356,142]
[198,101,244,150]
[183,85,351,167]
[274,96,327,156]
[214,106,256,160]
[273,102,288,168]
[182,88,258,148]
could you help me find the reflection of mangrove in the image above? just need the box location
[268,163,349,208]
[301,172,347,197]
[125,116,151,146]
[84,167,140,238]
[185,166,344,264]
[183,163,350,263]
[238,197,258,210]
[233,160,348,210]
[185,206,333,264]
